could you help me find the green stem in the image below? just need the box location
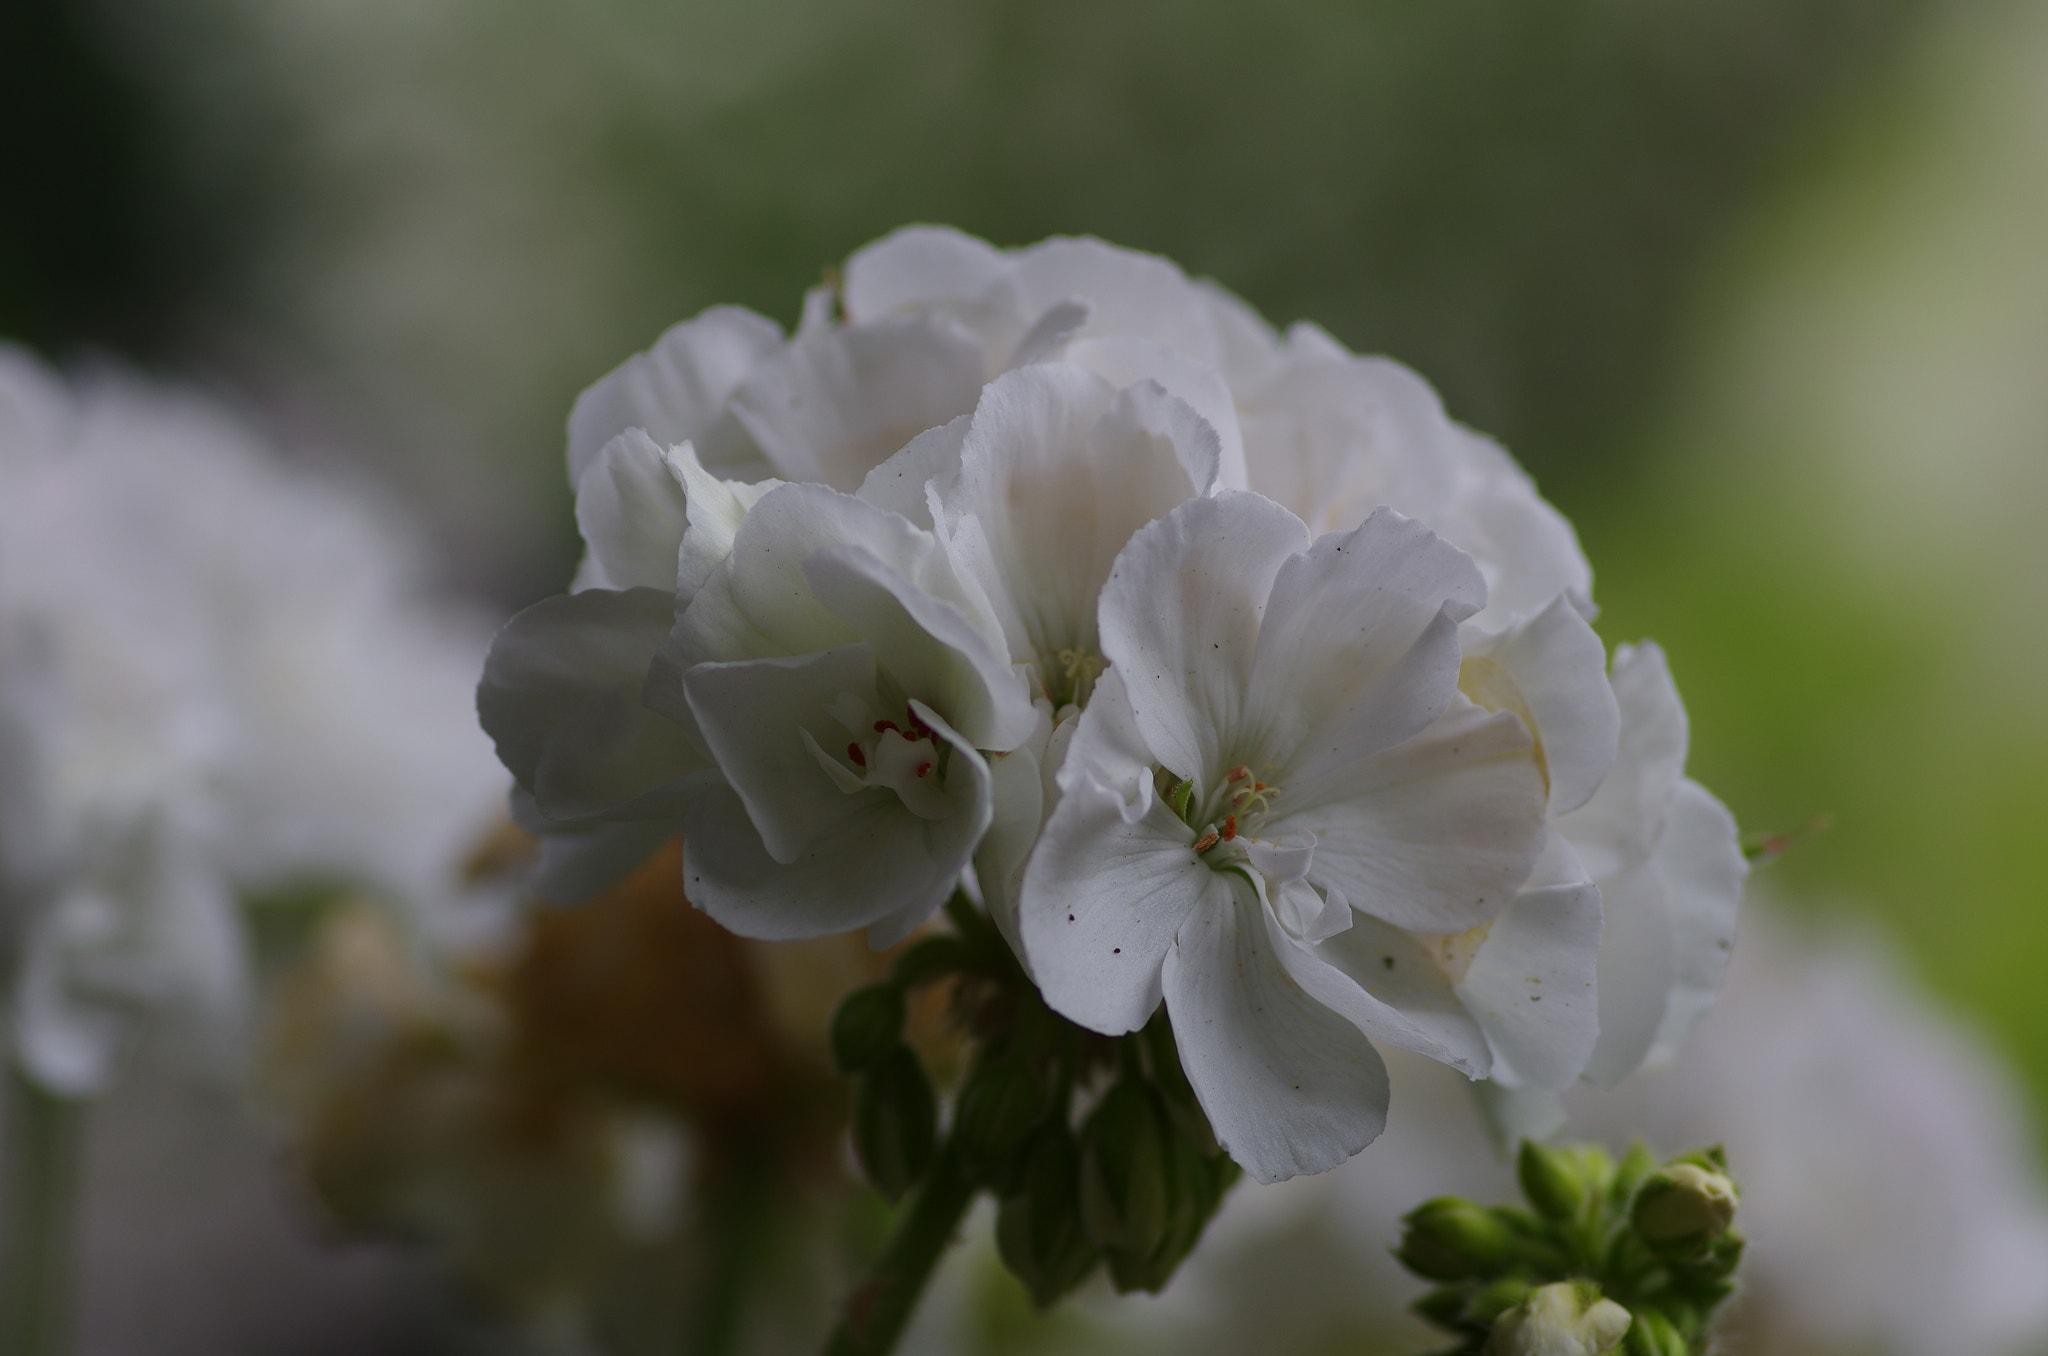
[0,1064,85,1356]
[820,1141,978,1356]
[689,1146,769,1356]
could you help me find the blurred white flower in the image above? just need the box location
[0,346,509,1096]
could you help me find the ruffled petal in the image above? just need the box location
[1020,772,1221,1036]
[1164,890,1391,1184]
[1457,839,1603,1091]
[1283,908,1494,1077]
[567,305,783,485]
[1459,595,1620,815]
[1245,507,1482,781]
[730,313,986,490]
[1643,777,1746,1066]
[1097,491,1310,787]
[1287,695,1546,934]
[477,587,707,822]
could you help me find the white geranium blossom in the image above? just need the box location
[639,480,1037,946]
[0,346,509,1096]
[486,226,1743,1191]
[1021,492,1567,1182]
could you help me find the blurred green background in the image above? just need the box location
[6,0,2044,1163]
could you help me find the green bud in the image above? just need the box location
[1487,1281,1632,1356]
[954,1052,1051,1173]
[1610,1140,1661,1208]
[996,1124,1101,1306]
[1079,1080,1175,1258]
[1468,1277,1535,1327]
[1630,1162,1738,1260]
[1104,1128,1238,1294]
[830,983,906,1074]
[1620,1308,1687,1356]
[1396,1196,1513,1281]
[1412,1286,1473,1332]
[1518,1139,1592,1222]
[852,1045,936,1202]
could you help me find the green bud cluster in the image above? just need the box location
[826,894,1241,1309]
[1394,1141,1743,1356]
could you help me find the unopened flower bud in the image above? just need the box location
[1518,1140,1593,1222]
[1620,1307,1688,1356]
[852,1045,936,1202]
[1486,1281,1632,1356]
[996,1124,1100,1306]
[830,982,906,1074]
[1630,1162,1738,1259]
[954,1052,1051,1171]
[1078,1080,1174,1257]
[1397,1196,1513,1280]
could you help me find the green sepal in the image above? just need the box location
[830,982,907,1074]
[852,1044,936,1202]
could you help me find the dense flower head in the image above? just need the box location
[480,226,1746,1183]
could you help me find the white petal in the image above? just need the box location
[531,815,678,906]
[1471,1082,1568,1150]
[843,225,1010,322]
[1442,428,1593,631]
[477,588,707,822]
[1556,641,1688,881]
[682,782,964,944]
[1063,336,1246,489]
[1579,858,1677,1088]
[570,429,692,593]
[1097,491,1310,787]
[799,543,1035,752]
[941,364,1214,673]
[856,414,970,529]
[1458,869,1603,1091]
[671,442,780,601]
[975,734,1047,963]
[1005,299,1094,369]
[1643,777,1746,1066]
[1288,695,1546,934]
[683,644,885,864]
[730,314,986,490]
[567,306,783,485]
[1245,507,1483,783]
[1164,891,1391,1184]
[1004,237,1224,369]
[1287,910,1494,1076]
[1460,595,1620,815]
[1020,772,1221,1036]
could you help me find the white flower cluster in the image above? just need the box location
[481,228,1747,1184]
[0,347,510,1097]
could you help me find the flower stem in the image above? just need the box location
[820,1140,978,1356]
[0,1064,85,1356]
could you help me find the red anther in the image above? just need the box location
[1191,829,1220,853]
[914,761,933,779]
[1226,764,1252,783]
[873,719,900,735]
[1253,781,1267,791]
[1221,814,1238,840]
[847,742,867,768]
[905,707,934,740]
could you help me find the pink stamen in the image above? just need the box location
[1191,829,1220,853]
[914,761,933,779]
[1226,764,1252,783]
[1221,814,1238,841]
[846,743,867,768]
[873,719,900,735]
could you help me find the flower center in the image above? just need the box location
[1161,764,1284,857]
[808,697,952,820]
[1043,647,1104,709]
